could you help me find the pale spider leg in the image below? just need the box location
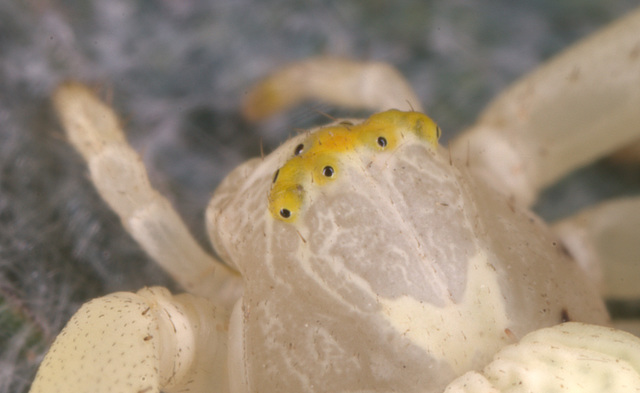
[53,82,242,309]
[450,7,640,206]
[29,287,230,393]
[443,322,640,393]
[242,56,423,121]
[553,197,640,332]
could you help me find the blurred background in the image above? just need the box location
[1,1,639,392]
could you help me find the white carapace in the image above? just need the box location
[207,109,608,392]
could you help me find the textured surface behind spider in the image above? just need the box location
[1,1,638,392]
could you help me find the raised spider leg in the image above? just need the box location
[54,83,242,309]
[450,7,640,206]
[242,56,423,121]
[29,287,230,393]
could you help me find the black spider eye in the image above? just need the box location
[294,144,304,155]
[377,136,387,148]
[280,208,291,218]
[322,166,334,177]
[272,169,280,183]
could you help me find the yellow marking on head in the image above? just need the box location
[269,110,441,222]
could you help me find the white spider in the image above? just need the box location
[29,7,640,393]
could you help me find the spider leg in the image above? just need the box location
[53,83,242,309]
[553,196,640,334]
[242,56,423,121]
[444,322,640,392]
[450,7,640,206]
[29,287,231,393]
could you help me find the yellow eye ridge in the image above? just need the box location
[268,109,441,222]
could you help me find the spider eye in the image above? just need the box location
[294,144,304,155]
[377,136,387,148]
[272,169,280,183]
[279,208,291,218]
[322,166,334,177]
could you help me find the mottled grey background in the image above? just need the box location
[1,1,639,392]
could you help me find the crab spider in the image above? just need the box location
[30,7,640,393]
